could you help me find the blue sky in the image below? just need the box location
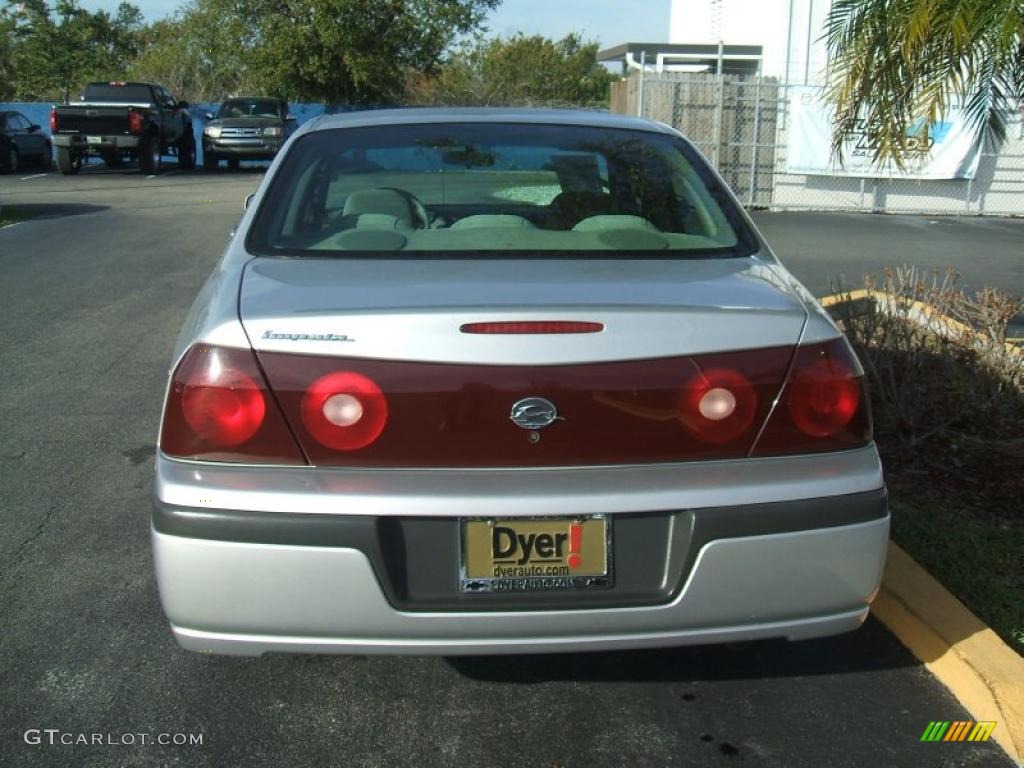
[77,0,672,48]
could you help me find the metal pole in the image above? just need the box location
[714,41,725,165]
[637,50,645,118]
[748,78,762,206]
[784,0,795,82]
[804,0,814,85]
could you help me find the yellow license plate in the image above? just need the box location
[460,516,611,593]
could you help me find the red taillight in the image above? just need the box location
[786,356,861,437]
[160,345,305,463]
[300,371,388,450]
[460,321,604,334]
[181,368,265,446]
[678,367,757,444]
[752,338,871,456]
[128,111,144,135]
[49,108,58,134]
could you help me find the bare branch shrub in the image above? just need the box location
[830,267,1024,448]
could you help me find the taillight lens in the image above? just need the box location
[678,367,757,443]
[787,356,861,437]
[160,345,306,463]
[300,371,388,450]
[752,338,871,456]
[128,111,144,135]
[49,108,59,133]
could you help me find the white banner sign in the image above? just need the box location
[785,86,981,179]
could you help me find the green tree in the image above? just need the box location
[409,33,616,106]
[5,0,145,101]
[129,3,247,101]
[0,6,16,99]
[826,0,1024,166]
[169,0,501,104]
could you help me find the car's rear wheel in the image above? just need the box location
[4,145,18,174]
[139,134,161,174]
[56,147,79,175]
[177,130,196,170]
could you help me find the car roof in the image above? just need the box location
[305,107,676,136]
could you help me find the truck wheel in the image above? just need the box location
[177,130,196,170]
[3,146,18,173]
[56,147,80,175]
[139,134,161,174]
[203,151,218,172]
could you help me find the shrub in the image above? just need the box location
[829,266,1024,449]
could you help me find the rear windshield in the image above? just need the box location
[247,122,756,258]
[219,99,284,118]
[82,84,154,103]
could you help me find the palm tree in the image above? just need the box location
[825,0,1024,167]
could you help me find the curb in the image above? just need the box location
[819,288,1023,360]
[872,542,1024,764]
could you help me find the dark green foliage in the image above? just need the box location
[409,33,616,107]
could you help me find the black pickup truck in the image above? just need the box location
[50,82,195,175]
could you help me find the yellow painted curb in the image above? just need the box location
[819,289,1023,360]
[872,542,1024,764]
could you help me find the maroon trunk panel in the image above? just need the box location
[256,347,795,468]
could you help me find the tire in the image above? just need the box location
[203,150,218,172]
[3,145,18,174]
[227,157,240,171]
[37,142,53,170]
[56,147,79,175]
[139,133,161,174]
[176,129,196,170]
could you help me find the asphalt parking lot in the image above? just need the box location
[1,167,1019,768]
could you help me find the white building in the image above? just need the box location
[669,0,833,83]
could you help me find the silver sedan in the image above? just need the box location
[153,108,888,655]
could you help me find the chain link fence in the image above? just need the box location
[611,72,1024,216]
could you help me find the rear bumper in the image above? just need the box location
[152,446,889,655]
[155,516,888,655]
[53,135,139,150]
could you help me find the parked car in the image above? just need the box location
[153,108,889,656]
[50,81,194,174]
[1,111,52,173]
[202,97,295,171]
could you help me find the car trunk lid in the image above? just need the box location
[239,256,807,467]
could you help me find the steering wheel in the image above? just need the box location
[381,187,431,229]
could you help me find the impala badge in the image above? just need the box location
[510,397,559,430]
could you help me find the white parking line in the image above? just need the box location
[20,173,47,180]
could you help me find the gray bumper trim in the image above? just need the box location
[152,488,888,612]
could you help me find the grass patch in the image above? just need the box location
[890,499,1023,652]
[0,207,36,228]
